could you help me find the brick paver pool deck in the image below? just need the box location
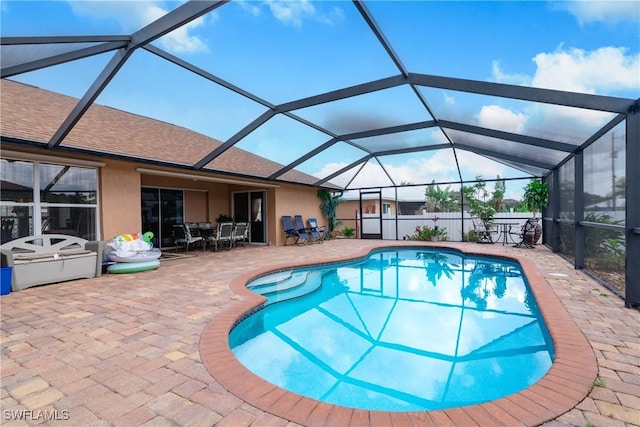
[1,240,639,426]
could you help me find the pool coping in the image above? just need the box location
[199,243,598,426]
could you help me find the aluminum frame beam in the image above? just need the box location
[129,1,228,49]
[315,154,373,186]
[268,121,438,180]
[268,138,339,180]
[555,113,628,171]
[144,44,274,109]
[354,0,439,139]
[438,120,577,152]
[625,110,640,307]
[276,75,407,112]
[341,120,438,140]
[46,0,229,149]
[353,1,408,78]
[373,143,451,158]
[48,48,132,148]
[1,40,129,78]
[454,143,555,170]
[409,73,634,114]
[194,110,277,169]
[0,35,131,45]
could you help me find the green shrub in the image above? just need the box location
[342,226,355,238]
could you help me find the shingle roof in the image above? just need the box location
[0,79,321,186]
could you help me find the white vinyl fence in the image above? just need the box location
[358,212,538,242]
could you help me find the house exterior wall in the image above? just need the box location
[100,160,141,239]
[336,201,359,234]
[1,148,326,247]
[337,199,396,219]
[274,184,324,246]
[140,173,231,224]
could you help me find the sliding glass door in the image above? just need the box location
[141,188,183,248]
[233,191,266,244]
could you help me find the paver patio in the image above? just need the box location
[1,240,639,426]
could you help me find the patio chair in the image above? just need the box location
[214,222,235,250]
[198,222,216,249]
[233,222,250,247]
[282,216,310,245]
[307,217,327,243]
[186,222,200,238]
[510,217,539,248]
[173,224,204,252]
[294,215,313,245]
[471,217,497,244]
[282,216,298,245]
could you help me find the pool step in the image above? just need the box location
[250,271,308,295]
[263,270,324,305]
[247,271,293,289]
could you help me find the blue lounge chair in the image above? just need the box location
[307,217,326,243]
[293,215,313,245]
[282,216,302,245]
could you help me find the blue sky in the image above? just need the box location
[2,1,639,200]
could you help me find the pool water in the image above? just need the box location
[230,248,554,412]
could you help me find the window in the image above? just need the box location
[383,202,392,215]
[1,158,99,242]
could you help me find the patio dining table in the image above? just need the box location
[493,222,520,246]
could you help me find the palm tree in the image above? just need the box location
[424,180,457,212]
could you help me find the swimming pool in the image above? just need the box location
[229,248,554,412]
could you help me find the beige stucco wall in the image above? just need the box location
[337,200,360,220]
[274,184,323,246]
[135,176,324,247]
[0,148,329,247]
[100,160,141,239]
[140,174,231,224]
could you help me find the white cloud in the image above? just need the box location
[237,0,262,17]
[315,149,499,192]
[491,61,532,86]
[444,93,456,105]
[555,1,640,25]
[455,151,507,180]
[476,105,527,134]
[160,20,209,54]
[242,0,343,27]
[265,0,316,27]
[67,0,209,54]
[316,150,515,200]
[487,45,639,141]
[531,46,640,94]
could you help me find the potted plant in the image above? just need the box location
[522,180,548,244]
[342,226,355,238]
[216,213,234,224]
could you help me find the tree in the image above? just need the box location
[491,176,506,212]
[462,176,496,227]
[317,189,342,232]
[424,180,457,212]
[523,179,549,216]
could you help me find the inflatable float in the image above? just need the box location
[107,259,160,274]
[107,248,161,263]
[105,232,162,273]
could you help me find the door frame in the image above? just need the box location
[231,190,267,244]
[359,190,382,239]
[141,186,184,249]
